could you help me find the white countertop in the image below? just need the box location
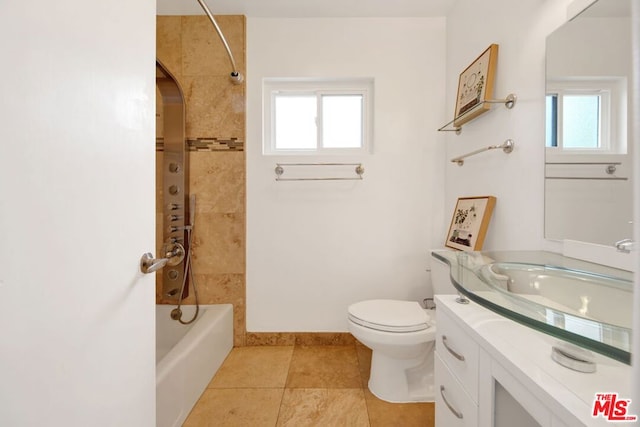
[435,294,633,427]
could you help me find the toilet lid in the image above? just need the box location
[348,299,430,332]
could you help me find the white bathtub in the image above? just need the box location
[156,304,233,427]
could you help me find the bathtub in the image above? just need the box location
[156,304,233,427]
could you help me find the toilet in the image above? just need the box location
[347,255,454,403]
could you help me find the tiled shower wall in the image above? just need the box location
[156,16,246,346]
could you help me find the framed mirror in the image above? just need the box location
[544,0,632,246]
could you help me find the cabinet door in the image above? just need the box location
[435,353,478,427]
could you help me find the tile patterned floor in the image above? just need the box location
[183,344,435,427]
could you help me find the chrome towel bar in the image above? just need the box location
[275,163,365,181]
[451,139,514,166]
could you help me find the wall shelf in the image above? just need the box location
[438,93,517,135]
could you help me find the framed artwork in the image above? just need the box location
[445,196,496,251]
[453,44,499,127]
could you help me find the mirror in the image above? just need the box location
[544,0,632,246]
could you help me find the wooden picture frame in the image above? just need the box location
[453,44,499,127]
[445,196,496,251]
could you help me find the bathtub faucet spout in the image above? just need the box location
[170,308,182,320]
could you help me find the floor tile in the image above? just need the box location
[183,388,283,427]
[276,388,369,427]
[209,346,294,388]
[364,389,435,427]
[355,343,372,388]
[286,345,362,389]
[183,342,434,427]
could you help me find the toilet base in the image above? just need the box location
[368,342,435,403]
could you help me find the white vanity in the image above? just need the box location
[431,250,633,427]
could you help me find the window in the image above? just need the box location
[546,90,606,149]
[546,78,626,154]
[263,78,373,155]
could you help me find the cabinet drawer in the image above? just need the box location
[435,353,478,427]
[435,308,479,402]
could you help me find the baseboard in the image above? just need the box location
[245,332,356,346]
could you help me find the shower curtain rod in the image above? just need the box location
[196,0,244,84]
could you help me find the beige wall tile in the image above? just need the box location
[182,75,245,138]
[246,333,356,346]
[246,333,297,346]
[181,16,245,77]
[189,151,245,214]
[294,333,356,346]
[190,212,245,274]
[156,16,182,78]
[232,298,246,346]
[156,15,246,343]
[180,273,244,304]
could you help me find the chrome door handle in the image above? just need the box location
[140,253,169,274]
[442,335,465,361]
[440,385,463,419]
[614,238,635,253]
[140,242,185,274]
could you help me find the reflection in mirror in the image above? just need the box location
[544,0,632,246]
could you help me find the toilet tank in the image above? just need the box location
[430,251,458,295]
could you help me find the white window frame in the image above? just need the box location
[546,77,627,156]
[263,78,374,155]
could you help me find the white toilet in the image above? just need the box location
[347,256,454,403]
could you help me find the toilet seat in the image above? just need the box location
[348,299,430,332]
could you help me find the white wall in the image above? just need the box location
[0,1,156,425]
[547,16,631,78]
[247,18,447,331]
[444,0,573,252]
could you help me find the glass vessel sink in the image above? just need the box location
[432,250,633,364]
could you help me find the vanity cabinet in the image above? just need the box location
[434,295,630,427]
[435,353,478,426]
[434,311,480,426]
[436,309,480,402]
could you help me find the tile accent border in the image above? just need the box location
[156,137,244,152]
[246,332,356,346]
